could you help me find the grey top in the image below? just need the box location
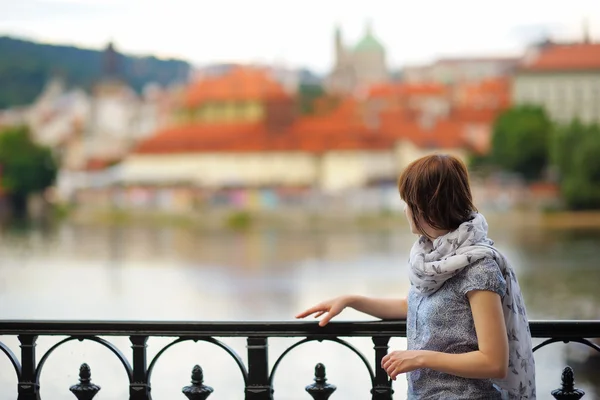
[406,257,508,399]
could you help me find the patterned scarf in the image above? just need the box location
[408,212,536,399]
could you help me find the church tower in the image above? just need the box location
[352,21,388,89]
[102,41,123,81]
[326,25,356,94]
[94,41,127,96]
[326,21,389,94]
[334,24,345,66]
[582,18,591,44]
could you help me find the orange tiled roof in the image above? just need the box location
[379,113,468,150]
[456,77,510,99]
[452,77,511,111]
[521,43,600,71]
[135,122,266,153]
[379,104,498,154]
[134,125,393,154]
[436,57,519,65]
[367,83,448,99]
[368,84,400,98]
[135,94,495,155]
[450,107,500,124]
[83,158,120,171]
[529,182,560,196]
[184,66,289,107]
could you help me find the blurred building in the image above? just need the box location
[194,63,322,96]
[50,30,520,213]
[117,66,481,191]
[60,64,505,212]
[513,31,600,125]
[403,57,519,84]
[27,42,174,172]
[0,107,29,130]
[365,82,453,123]
[26,77,90,158]
[326,22,389,94]
[364,77,510,154]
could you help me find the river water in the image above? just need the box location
[0,219,599,399]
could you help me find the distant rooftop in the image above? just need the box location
[520,42,600,72]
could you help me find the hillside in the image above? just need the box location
[0,36,191,108]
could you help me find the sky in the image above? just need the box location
[0,0,599,73]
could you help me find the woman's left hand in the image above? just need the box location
[381,350,426,380]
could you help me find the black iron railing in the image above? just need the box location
[0,320,599,399]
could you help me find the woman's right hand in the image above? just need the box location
[295,296,353,327]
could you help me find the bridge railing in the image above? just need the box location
[0,320,599,399]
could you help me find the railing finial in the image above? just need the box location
[182,364,214,400]
[551,366,585,399]
[69,363,101,400]
[306,363,336,400]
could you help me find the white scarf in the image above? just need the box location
[408,213,536,398]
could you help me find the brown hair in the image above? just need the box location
[398,154,477,235]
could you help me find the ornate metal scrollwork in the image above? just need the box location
[146,337,248,385]
[0,339,21,380]
[269,337,375,387]
[35,336,133,383]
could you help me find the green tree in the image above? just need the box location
[550,119,587,178]
[489,105,553,181]
[552,122,600,210]
[297,83,325,115]
[0,36,190,108]
[0,125,58,217]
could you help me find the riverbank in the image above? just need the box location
[66,207,600,232]
[68,207,407,231]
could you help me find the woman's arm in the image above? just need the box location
[348,295,408,320]
[383,290,508,380]
[296,295,407,326]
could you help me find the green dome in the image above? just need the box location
[354,24,384,52]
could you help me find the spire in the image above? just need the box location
[334,23,345,62]
[334,23,342,39]
[103,40,120,79]
[582,18,591,44]
[365,18,373,36]
[334,23,343,49]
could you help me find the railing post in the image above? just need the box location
[182,365,213,400]
[17,335,39,400]
[245,337,273,400]
[371,336,394,400]
[551,366,585,400]
[69,363,101,400]
[130,335,151,400]
[305,363,336,400]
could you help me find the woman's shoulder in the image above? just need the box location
[453,256,507,297]
[469,255,501,269]
[455,255,501,277]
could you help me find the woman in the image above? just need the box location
[296,154,536,399]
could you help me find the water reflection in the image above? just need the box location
[0,221,598,398]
